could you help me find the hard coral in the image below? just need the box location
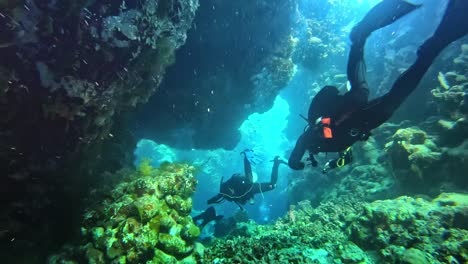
[350,193,468,263]
[384,127,442,190]
[205,199,365,263]
[431,43,468,121]
[50,162,201,263]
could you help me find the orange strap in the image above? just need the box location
[321,117,331,125]
[323,127,333,138]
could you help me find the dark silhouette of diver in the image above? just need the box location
[289,0,468,173]
[207,150,287,210]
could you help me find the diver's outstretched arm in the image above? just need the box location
[288,133,308,170]
[251,157,286,195]
[288,127,319,170]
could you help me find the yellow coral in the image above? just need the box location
[138,159,155,176]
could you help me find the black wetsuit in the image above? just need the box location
[207,155,281,208]
[289,0,468,171]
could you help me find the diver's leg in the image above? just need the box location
[380,0,468,116]
[346,37,369,106]
[419,0,468,56]
[346,0,421,105]
[350,0,421,44]
[192,206,216,228]
[288,129,317,170]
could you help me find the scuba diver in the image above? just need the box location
[207,149,287,210]
[289,0,468,173]
[192,206,224,229]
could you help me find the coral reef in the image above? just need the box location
[322,163,395,203]
[205,198,365,263]
[382,120,468,194]
[292,15,347,71]
[202,192,467,263]
[384,127,442,189]
[49,161,203,263]
[429,43,468,150]
[290,0,386,72]
[350,193,468,263]
[287,159,395,207]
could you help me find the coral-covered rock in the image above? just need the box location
[423,43,468,154]
[49,162,202,263]
[350,193,468,263]
[384,127,442,190]
[205,199,366,263]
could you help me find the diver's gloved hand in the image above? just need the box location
[241,149,262,164]
[288,159,305,170]
[271,156,287,165]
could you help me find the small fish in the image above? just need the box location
[437,72,450,90]
[333,73,347,80]
[308,36,322,44]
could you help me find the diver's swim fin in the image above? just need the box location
[419,0,468,55]
[192,206,224,228]
[350,0,421,43]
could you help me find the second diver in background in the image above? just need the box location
[207,149,287,210]
[192,149,287,229]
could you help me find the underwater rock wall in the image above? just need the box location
[0,0,198,174]
[0,0,198,261]
[132,0,297,149]
[49,161,203,263]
